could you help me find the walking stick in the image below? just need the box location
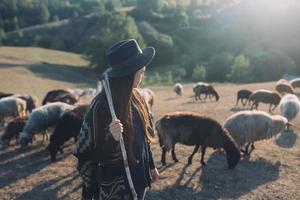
[101,73,138,200]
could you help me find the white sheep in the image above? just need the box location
[19,102,74,147]
[224,110,288,155]
[0,97,27,127]
[279,94,300,131]
[174,83,183,96]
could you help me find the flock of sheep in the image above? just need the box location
[0,78,300,173]
[158,78,300,168]
[0,88,96,161]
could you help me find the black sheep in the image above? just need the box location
[236,89,252,107]
[0,116,28,148]
[42,89,77,105]
[155,112,241,169]
[47,104,88,161]
[193,84,219,101]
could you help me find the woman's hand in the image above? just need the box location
[109,119,123,141]
[150,168,159,183]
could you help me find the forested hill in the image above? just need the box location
[1,0,299,84]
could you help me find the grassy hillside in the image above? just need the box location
[0,47,97,99]
[0,47,300,199]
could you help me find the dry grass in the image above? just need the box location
[0,48,300,199]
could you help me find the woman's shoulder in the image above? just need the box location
[87,90,108,114]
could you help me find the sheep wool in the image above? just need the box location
[224,110,287,148]
[279,94,300,122]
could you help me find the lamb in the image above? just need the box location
[174,83,183,96]
[19,102,74,147]
[279,94,300,131]
[236,89,252,107]
[0,116,28,149]
[275,81,294,95]
[42,89,78,105]
[47,104,88,161]
[193,82,219,101]
[290,78,300,89]
[0,97,27,127]
[224,110,288,155]
[155,112,241,169]
[137,88,155,110]
[249,89,281,112]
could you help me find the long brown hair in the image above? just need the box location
[109,73,154,163]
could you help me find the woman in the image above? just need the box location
[74,39,159,200]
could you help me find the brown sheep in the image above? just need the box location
[155,112,240,169]
[193,82,219,101]
[275,81,294,95]
[250,89,282,112]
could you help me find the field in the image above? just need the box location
[0,47,300,200]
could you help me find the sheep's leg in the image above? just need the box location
[171,144,178,163]
[236,98,239,106]
[161,147,167,166]
[188,144,200,165]
[200,145,207,167]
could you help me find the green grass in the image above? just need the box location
[0,46,96,99]
[0,47,89,67]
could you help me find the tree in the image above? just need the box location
[206,52,234,82]
[86,12,144,72]
[227,54,252,83]
[137,0,164,13]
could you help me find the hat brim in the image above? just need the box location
[104,47,155,78]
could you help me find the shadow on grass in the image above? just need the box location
[0,62,97,86]
[0,145,70,188]
[230,107,250,112]
[148,152,280,200]
[275,130,297,148]
[15,171,80,200]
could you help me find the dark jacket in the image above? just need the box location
[74,90,156,199]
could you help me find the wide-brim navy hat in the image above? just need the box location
[103,39,155,78]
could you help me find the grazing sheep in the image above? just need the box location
[13,94,39,113]
[279,94,300,131]
[137,88,155,110]
[174,83,183,96]
[236,89,252,107]
[19,102,74,147]
[0,97,27,127]
[290,78,300,89]
[249,89,281,112]
[224,110,288,155]
[275,81,294,95]
[155,112,241,169]
[0,116,28,149]
[42,89,77,105]
[47,104,88,161]
[193,82,219,101]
